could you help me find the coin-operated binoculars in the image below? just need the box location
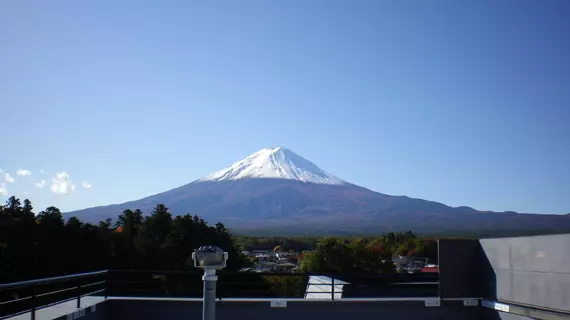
[191,246,228,320]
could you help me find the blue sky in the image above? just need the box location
[1,0,569,214]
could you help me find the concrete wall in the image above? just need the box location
[438,234,570,316]
[480,234,570,313]
[438,239,486,299]
[85,300,501,320]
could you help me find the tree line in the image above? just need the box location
[236,231,438,274]
[0,196,242,283]
[297,231,437,274]
[1,195,439,284]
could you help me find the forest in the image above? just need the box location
[0,196,437,283]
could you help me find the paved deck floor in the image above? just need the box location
[6,296,105,320]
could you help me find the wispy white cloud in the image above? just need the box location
[35,180,46,188]
[4,173,15,184]
[81,181,92,189]
[40,169,45,174]
[16,169,32,176]
[0,183,7,196]
[51,172,76,195]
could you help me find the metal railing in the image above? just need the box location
[0,270,108,320]
[106,270,439,300]
[0,269,439,319]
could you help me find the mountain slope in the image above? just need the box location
[67,147,570,235]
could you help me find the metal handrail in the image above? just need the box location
[107,270,438,302]
[0,270,108,291]
[0,270,108,320]
[83,281,106,288]
[105,296,441,302]
[0,269,438,319]
[36,286,77,298]
[0,282,106,306]
[0,295,32,305]
[111,269,438,279]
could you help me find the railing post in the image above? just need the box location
[31,285,36,320]
[331,274,335,301]
[76,281,81,309]
[104,272,108,299]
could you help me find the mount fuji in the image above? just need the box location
[68,147,570,235]
[198,147,346,185]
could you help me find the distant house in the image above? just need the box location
[420,266,439,273]
[393,255,410,265]
[255,254,273,262]
[254,262,275,272]
[275,252,295,259]
[274,262,297,272]
[393,255,431,273]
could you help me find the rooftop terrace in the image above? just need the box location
[1,234,569,320]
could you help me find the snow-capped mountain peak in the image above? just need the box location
[198,147,346,185]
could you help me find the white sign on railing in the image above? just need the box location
[270,300,287,308]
